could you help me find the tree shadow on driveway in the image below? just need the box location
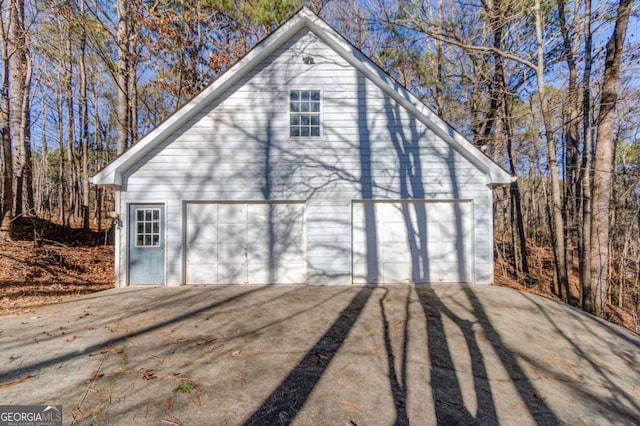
[0,286,272,383]
[245,286,375,425]
[416,285,558,425]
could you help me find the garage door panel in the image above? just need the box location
[274,220,304,235]
[427,203,471,221]
[218,243,246,262]
[352,223,368,243]
[438,262,470,282]
[426,231,464,244]
[379,204,405,221]
[428,221,470,237]
[217,204,248,223]
[427,248,460,264]
[187,203,217,224]
[186,202,305,284]
[218,223,248,242]
[278,203,305,215]
[187,223,217,242]
[281,234,305,251]
[277,239,305,258]
[247,263,273,284]
[249,243,291,261]
[426,239,472,254]
[276,248,305,263]
[352,261,372,284]
[187,243,217,263]
[187,264,216,284]
[383,262,436,283]
[382,242,411,262]
[382,262,413,282]
[352,201,473,284]
[247,240,269,261]
[427,221,454,240]
[352,202,364,221]
[425,202,456,217]
[382,222,408,243]
[275,203,302,218]
[352,203,377,224]
[217,263,247,283]
[247,222,302,243]
[248,225,270,241]
[352,242,368,262]
[247,203,269,221]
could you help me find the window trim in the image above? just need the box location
[289,89,322,139]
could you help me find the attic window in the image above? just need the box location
[290,90,321,137]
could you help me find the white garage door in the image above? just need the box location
[186,202,306,284]
[352,201,473,284]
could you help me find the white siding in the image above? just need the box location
[118,28,495,285]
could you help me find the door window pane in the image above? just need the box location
[135,208,161,247]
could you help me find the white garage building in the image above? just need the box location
[92,7,513,287]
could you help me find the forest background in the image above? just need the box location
[0,0,638,327]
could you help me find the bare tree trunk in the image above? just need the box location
[56,93,65,225]
[557,0,580,267]
[590,0,633,316]
[580,0,594,313]
[8,0,32,219]
[38,101,48,217]
[64,31,76,226]
[434,0,444,116]
[504,94,529,278]
[489,0,529,278]
[116,0,129,155]
[80,0,90,231]
[128,23,138,145]
[535,0,569,300]
[93,90,102,229]
[0,0,12,240]
[19,45,32,215]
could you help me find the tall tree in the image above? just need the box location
[486,0,528,279]
[556,0,580,237]
[590,0,634,315]
[7,0,33,217]
[79,0,90,230]
[0,0,13,239]
[116,0,131,155]
[63,10,77,224]
[533,0,569,300]
[580,0,594,312]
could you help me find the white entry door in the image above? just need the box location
[352,201,473,284]
[186,202,306,284]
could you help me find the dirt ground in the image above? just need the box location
[0,218,113,316]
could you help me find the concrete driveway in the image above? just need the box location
[0,285,639,425]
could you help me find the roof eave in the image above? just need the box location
[91,169,121,187]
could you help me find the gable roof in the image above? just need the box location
[92,7,514,187]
